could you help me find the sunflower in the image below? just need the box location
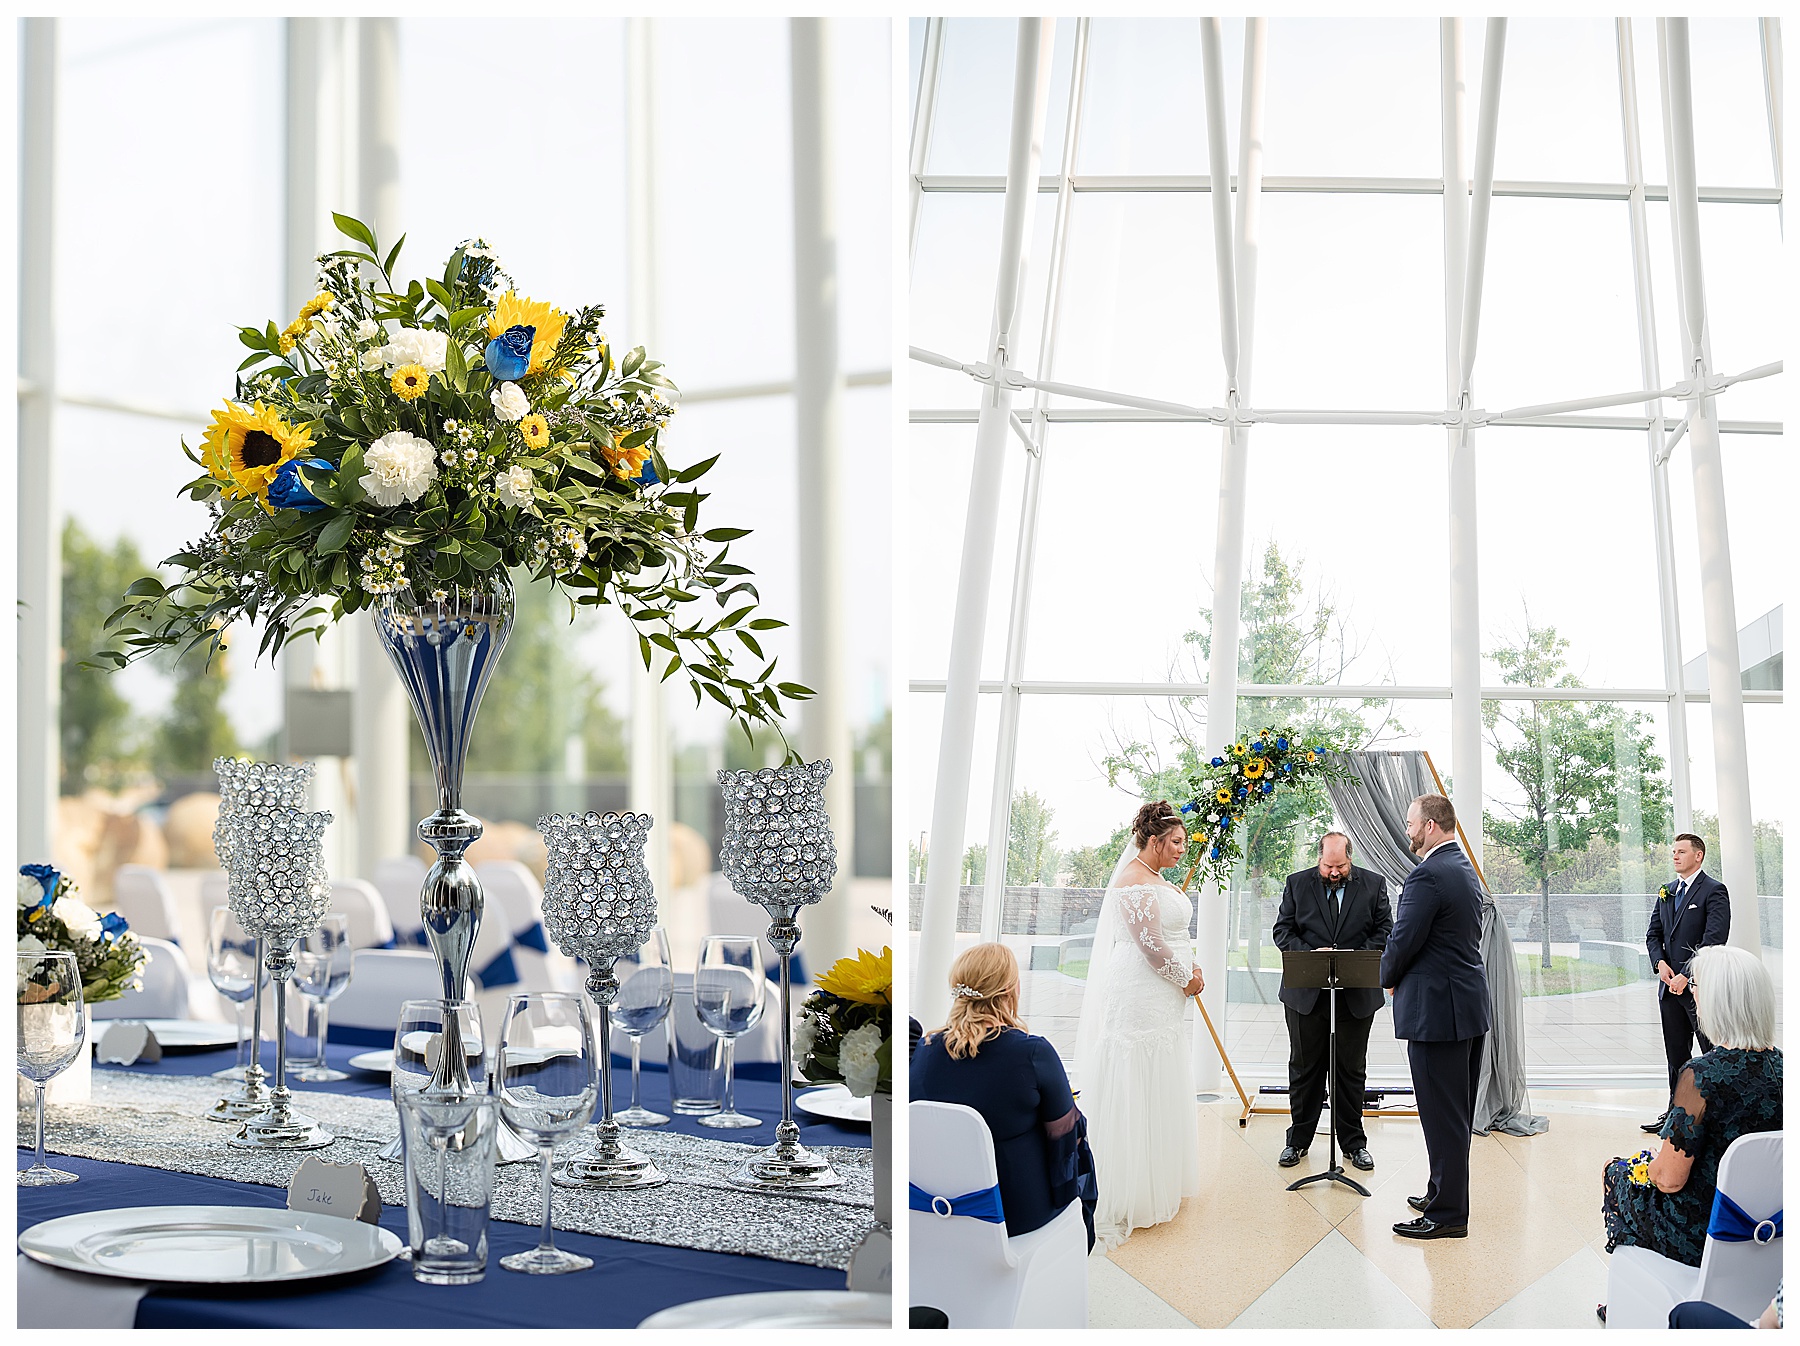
[1230,742,1247,758]
[487,291,568,378]
[816,947,892,1005]
[390,364,430,402]
[1214,787,1233,805]
[200,401,315,509]
[299,291,335,321]
[519,412,550,448]
[1243,758,1266,780]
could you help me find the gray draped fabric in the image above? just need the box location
[1326,752,1548,1138]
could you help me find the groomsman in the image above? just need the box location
[1642,833,1730,1132]
[1381,794,1490,1240]
[1272,833,1392,1173]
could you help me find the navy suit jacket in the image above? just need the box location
[1272,865,1393,1019]
[1379,841,1491,1043]
[1645,870,1730,999]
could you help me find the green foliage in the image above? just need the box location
[1481,615,1671,966]
[1006,790,1060,885]
[60,520,149,793]
[961,843,985,886]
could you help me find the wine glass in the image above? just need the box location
[206,906,266,1081]
[18,951,86,1186]
[694,936,766,1130]
[292,914,352,1082]
[614,928,674,1127]
[496,992,598,1274]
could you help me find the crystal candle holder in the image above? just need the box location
[717,759,842,1192]
[536,810,666,1190]
[219,800,336,1151]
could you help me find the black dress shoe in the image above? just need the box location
[1640,1111,1669,1134]
[1348,1148,1374,1171]
[1278,1145,1308,1168]
[1393,1216,1467,1239]
[1407,1194,1430,1213]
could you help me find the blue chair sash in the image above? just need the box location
[475,947,521,991]
[515,922,551,955]
[1709,1190,1782,1245]
[909,1182,1005,1224]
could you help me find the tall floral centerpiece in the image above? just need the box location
[1174,731,1353,893]
[101,214,807,1006]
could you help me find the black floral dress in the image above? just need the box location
[1603,1047,1783,1267]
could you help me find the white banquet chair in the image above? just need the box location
[329,878,396,951]
[112,865,184,947]
[608,971,782,1065]
[91,937,194,1021]
[476,860,581,993]
[909,1100,1088,1329]
[331,949,474,1035]
[1606,1130,1784,1328]
[371,855,428,944]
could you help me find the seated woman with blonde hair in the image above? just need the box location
[911,943,1084,1241]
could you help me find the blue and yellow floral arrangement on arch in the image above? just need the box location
[1174,730,1352,892]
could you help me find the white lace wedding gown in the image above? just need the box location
[1077,879,1202,1250]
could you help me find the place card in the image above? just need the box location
[846,1226,891,1293]
[95,1021,162,1065]
[286,1157,382,1225]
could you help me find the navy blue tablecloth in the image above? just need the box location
[17,1153,844,1328]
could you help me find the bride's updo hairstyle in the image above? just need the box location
[935,943,1027,1060]
[1132,799,1185,849]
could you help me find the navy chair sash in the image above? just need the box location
[516,922,552,955]
[1709,1190,1782,1245]
[909,1182,1005,1224]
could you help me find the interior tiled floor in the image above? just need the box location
[1089,1087,1664,1330]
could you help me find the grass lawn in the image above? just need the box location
[1514,953,1634,996]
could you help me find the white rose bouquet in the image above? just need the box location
[17,865,144,1004]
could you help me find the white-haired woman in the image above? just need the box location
[1600,944,1782,1311]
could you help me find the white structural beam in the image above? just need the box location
[1760,19,1782,226]
[1661,21,1761,953]
[626,18,673,901]
[1616,19,1693,830]
[908,17,945,268]
[18,19,58,862]
[917,172,1783,205]
[915,18,1055,1030]
[790,19,853,974]
[351,17,413,879]
[978,17,1090,944]
[911,678,1781,706]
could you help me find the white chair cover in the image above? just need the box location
[610,971,782,1066]
[1606,1129,1784,1328]
[476,861,581,994]
[91,936,193,1020]
[112,865,183,946]
[329,879,396,951]
[371,856,428,943]
[331,949,472,1032]
[909,1100,1089,1328]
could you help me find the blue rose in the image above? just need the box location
[19,864,59,904]
[99,911,130,941]
[1261,781,1273,793]
[632,458,660,487]
[1276,737,1289,750]
[1210,756,1224,768]
[268,458,334,513]
[1251,740,1265,754]
[1235,787,1248,799]
[1210,847,1220,859]
[484,324,535,381]
[1179,802,1194,815]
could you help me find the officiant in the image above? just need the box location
[1272,833,1393,1172]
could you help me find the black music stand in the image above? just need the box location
[1279,948,1383,1198]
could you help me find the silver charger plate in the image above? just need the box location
[638,1290,892,1328]
[93,1020,237,1051]
[18,1205,404,1284]
[794,1084,872,1124]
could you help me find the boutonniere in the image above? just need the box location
[1658,882,1677,902]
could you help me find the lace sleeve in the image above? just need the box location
[1117,886,1192,990]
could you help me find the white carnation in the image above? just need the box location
[490,381,530,423]
[19,875,42,909]
[494,465,535,510]
[53,897,101,941]
[359,349,385,372]
[360,431,440,507]
[792,1014,818,1068]
[838,1022,885,1099]
[381,327,449,374]
[355,318,381,342]
[16,933,46,956]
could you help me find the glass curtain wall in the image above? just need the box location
[908,16,1782,1085]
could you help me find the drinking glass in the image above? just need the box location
[614,928,674,1127]
[694,936,765,1130]
[206,906,265,1081]
[18,951,86,1186]
[399,1092,500,1284]
[292,914,352,1082]
[496,992,598,1274]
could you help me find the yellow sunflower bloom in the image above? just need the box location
[816,947,891,1005]
[1215,787,1232,804]
[298,291,335,320]
[1243,758,1266,780]
[199,401,314,509]
[519,413,550,449]
[1231,742,1247,758]
[487,291,569,378]
[390,364,430,402]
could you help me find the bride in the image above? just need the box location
[1075,800,1205,1249]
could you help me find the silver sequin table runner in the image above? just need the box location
[23,1073,875,1270]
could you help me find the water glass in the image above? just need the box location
[390,1000,485,1155]
[398,1092,500,1284]
[496,992,598,1274]
[292,914,352,1082]
[614,928,674,1127]
[207,906,266,1081]
[18,951,86,1186]
[668,984,724,1114]
[694,936,766,1130]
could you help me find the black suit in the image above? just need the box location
[1272,865,1393,1151]
[1379,841,1491,1227]
[1645,869,1730,1095]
